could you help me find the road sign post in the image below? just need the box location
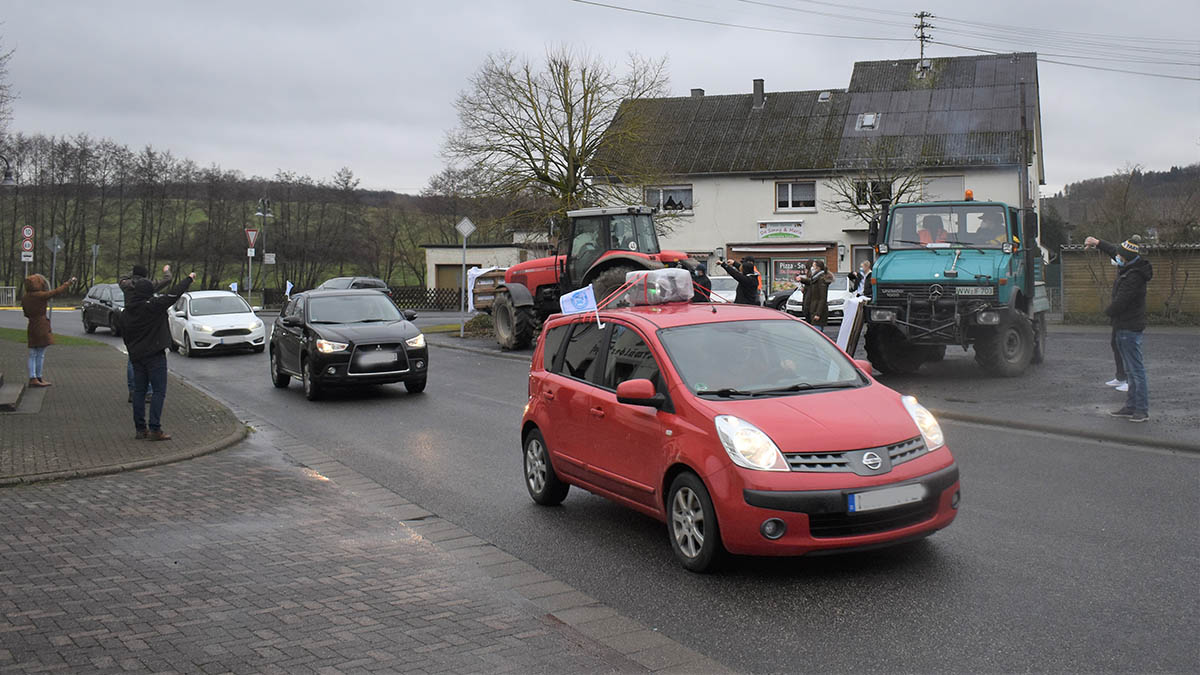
[21,226,33,279]
[455,218,477,338]
[245,229,260,308]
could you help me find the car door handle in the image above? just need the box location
[542,391,555,401]
[590,406,605,419]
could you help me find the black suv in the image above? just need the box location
[316,276,389,290]
[81,283,124,334]
[269,290,428,400]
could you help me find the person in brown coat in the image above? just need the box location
[21,273,76,387]
[796,260,833,328]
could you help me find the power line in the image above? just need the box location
[932,40,1200,81]
[934,14,1200,46]
[571,0,910,42]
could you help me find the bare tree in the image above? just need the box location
[445,47,669,225]
[822,138,926,227]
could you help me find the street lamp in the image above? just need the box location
[254,197,273,307]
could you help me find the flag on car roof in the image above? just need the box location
[229,281,238,292]
[285,280,294,297]
[559,284,604,327]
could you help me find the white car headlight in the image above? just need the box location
[250,319,263,330]
[405,333,426,349]
[192,323,215,333]
[315,339,349,354]
[902,395,945,451]
[714,415,789,471]
[828,298,844,306]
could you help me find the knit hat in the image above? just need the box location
[131,264,149,278]
[1119,240,1141,258]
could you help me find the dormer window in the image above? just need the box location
[856,112,880,130]
[817,91,831,103]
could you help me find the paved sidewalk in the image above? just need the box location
[0,420,727,673]
[0,339,245,485]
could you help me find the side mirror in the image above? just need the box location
[251,306,262,312]
[616,379,665,409]
[174,310,186,318]
[855,359,875,375]
[281,315,302,327]
[403,309,418,321]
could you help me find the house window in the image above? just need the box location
[856,112,880,130]
[645,185,692,213]
[776,181,816,210]
[855,180,893,206]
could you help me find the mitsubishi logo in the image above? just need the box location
[928,284,944,300]
[862,451,883,470]
[375,345,383,351]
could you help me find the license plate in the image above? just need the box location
[848,483,926,513]
[359,351,396,366]
[956,286,993,296]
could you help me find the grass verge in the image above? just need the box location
[0,326,106,347]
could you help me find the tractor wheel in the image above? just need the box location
[1030,312,1048,365]
[865,324,923,375]
[590,266,637,307]
[493,290,535,351]
[975,314,1035,377]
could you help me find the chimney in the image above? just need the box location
[752,79,765,109]
[690,88,705,98]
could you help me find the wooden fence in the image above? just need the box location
[1060,244,1200,321]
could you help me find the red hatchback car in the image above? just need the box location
[520,288,960,572]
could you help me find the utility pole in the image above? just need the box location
[1018,79,1030,211]
[255,197,273,307]
[914,11,934,61]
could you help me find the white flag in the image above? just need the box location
[559,284,597,315]
[229,281,238,292]
[285,280,294,297]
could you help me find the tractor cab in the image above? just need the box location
[560,206,663,292]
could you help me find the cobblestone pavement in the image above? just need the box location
[0,423,727,674]
[0,339,245,484]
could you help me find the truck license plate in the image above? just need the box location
[956,286,993,296]
[848,484,926,513]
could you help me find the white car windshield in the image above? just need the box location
[190,296,252,316]
[657,319,863,396]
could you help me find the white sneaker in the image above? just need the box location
[1115,382,1129,392]
[1105,378,1125,387]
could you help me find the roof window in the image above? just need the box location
[817,91,831,103]
[856,112,880,130]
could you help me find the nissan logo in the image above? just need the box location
[928,284,944,300]
[862,451,883,470]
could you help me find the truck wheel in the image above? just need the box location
[1031,312,1048,365]
[975,315,1035,377]
[590,266,637,306]
[493,290,535,351]
[865,325,923,375]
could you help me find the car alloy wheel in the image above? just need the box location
[179,332,192,358]
[522,429,568,505]
[671,487,706,559]
[302,359,321,400]
[666,473,725,572]
[270,349,289,388]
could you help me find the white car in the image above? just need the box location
[169,291,266,357]
[784,273,857,324]
[707,275,738,303]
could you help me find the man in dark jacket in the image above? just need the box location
[122,271,195,440]
[1084,236,1152,422]
[797,260,833,327]
[717,258,761,305]
[119,264,172,402]
[690,263,712,302]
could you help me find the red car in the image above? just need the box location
[520,284,959,572]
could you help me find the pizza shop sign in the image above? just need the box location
[757,220,803,240]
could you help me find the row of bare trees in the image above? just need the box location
[0,133,525,294]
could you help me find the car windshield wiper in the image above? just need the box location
[309,320,341,324]
[700,387,758,398]
[748,381,859,396]
[892,239,948,253]
[354,318,392,323]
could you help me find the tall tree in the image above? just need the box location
[821,138,926,227]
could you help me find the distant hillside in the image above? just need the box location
[1041,164,1199,252]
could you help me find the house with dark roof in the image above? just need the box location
[601,53,1044,293]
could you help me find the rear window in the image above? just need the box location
[542,325,569,372]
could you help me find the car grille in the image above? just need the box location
[785,437,926,472]
[347,342,409,375]
[213,328,251,337]
[808,500,937,538]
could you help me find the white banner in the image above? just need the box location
[837,297,864,351]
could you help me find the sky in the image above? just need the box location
[3,0,1198,196]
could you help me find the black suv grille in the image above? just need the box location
[348,342,409,375]
[808,500,937,538]
[785,437,926,472]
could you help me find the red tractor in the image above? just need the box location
[483,206,692,349]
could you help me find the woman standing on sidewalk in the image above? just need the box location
[21,273,76,387]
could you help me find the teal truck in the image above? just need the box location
[863,196,1050,376]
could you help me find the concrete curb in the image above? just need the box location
[931,408,1200,454]
[0,421,248,488]
[427,336,532,363]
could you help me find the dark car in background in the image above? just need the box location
[269,289,428,400]
[316,276,389,290]
[81,283,124,334]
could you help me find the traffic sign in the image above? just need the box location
[45,235,64,253]
[245,229,259,247]
[455,217,476,238]
[20,251,33,262]
[21,226,34,239]
[263,253,276,265]
[247,248,256,257]
[21,239,33,252]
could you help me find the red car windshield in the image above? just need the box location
[657,319,863,397]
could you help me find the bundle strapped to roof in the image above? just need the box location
[602,268,694,307]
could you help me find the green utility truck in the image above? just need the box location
[863,197,1050,376]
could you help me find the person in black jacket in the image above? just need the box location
[122,271,195,440]
[717,258,761,305]
[118,264,172,402]
[1084,236,1152,422]
[690,263,712,302]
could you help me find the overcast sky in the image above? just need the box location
[4,0,1198,196]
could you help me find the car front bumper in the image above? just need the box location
[706,455,959,556]
[309,346,429,386]
[190,328,267,351]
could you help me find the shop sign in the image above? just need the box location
[757,222,803,240]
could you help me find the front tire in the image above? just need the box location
[405,377,427,394]
[975,314,1035,376]
[493,290,535,351]
[109,314,121,337]
[179,332,193,358]
[1030,312,1048,365]
[865,324,923,375]
[83,318,96,334]
[523,429,569,506]
[302,358,322,401]
[667,473,726,573]
[270,349,290,388]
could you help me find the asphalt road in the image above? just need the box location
[4,309,1198,673]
